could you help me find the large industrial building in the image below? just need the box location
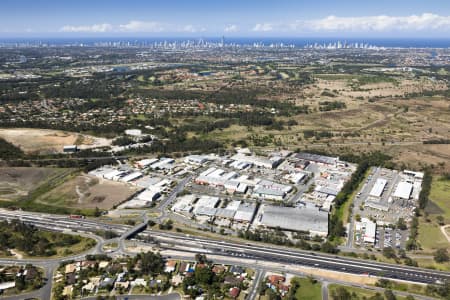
[230,153,283,169]
[255,204,329,237]
[369,178,387,197]
[393,181,413,200]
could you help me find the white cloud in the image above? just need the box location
[291,13,450,32]
[119,20,165,32]
[181,24,206,33]
[60,23,113,33]
[224,24,239,33]
[252,23,273,32]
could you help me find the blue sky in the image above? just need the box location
[2,0,450,37]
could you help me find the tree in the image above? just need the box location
[368,292,384,300]
[94,207,102,217]
[384,289,397,300]
[382,247,397,259]
[434,248,449,263]
[320,241,339,254]
[376,279,392,288]
[194,266,214,285]
[396,218,407,230]
[137,252,164,275]
[195,254,209,264]
[307,275,317,284]
[398,249,407,259]
[331,287,352,300]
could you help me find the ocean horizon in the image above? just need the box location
[1,37,450,48]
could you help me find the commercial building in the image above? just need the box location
[356,218,377,244]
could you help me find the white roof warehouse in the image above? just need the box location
[393,181,413,200]
[256,204,328,237]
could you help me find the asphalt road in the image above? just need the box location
[0,208,449,300]
[247,269,264,300]
[321,281,329,300]
[81,293,181,300]
[143,229,450,284]
[2,209,450,285]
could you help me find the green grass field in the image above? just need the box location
[291,277,322,300]
[370,280,428,297]
[428,177,450,221]
[0,232,96,259]
[328,284,408,300]
[417,222,448,252]
[414,257,450,272]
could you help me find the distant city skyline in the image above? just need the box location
[2,0,450,38]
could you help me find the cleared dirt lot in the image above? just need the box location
[0,128,112,154]
[0,167,69,201]
[36,174,141,210]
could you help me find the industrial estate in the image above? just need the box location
[0,5,450,299]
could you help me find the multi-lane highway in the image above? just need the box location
[0,209,449,287]
[143,230,450,284]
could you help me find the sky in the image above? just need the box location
[2,0,450,38]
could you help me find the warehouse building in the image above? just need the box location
[252,187,286,201]
[230,153,283,169]
[393,182,413,200]
[403,170,424,179]
[294,152,338,165]
[172,195,196,214]
[135,158,158,169]
[150,158,175,170]
[136,187,161,202]
[193,195,220,216]
[63,145,78,153]
[369,178,387,197]
[255,204,329,236]
[184,155,208,165]
[120,171,143,183]
[233,202,257,223]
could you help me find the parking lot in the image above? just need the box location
[375,227,409,250]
